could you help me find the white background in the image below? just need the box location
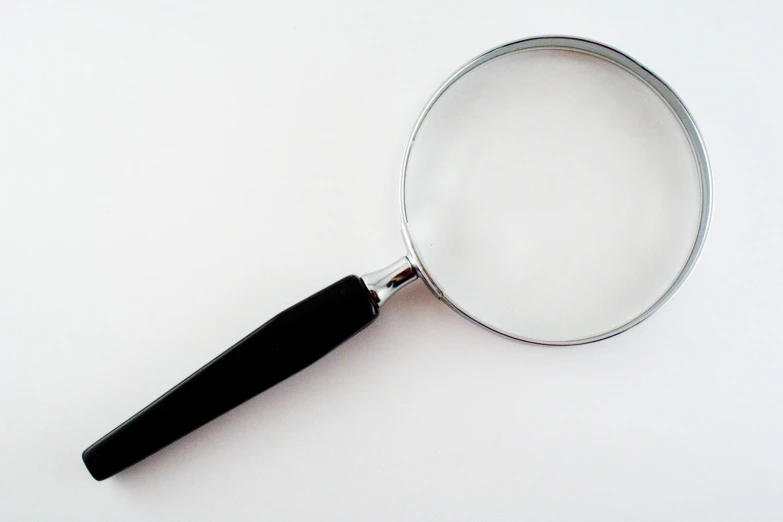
[0,0,781,520]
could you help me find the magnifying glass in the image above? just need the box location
[83,36,712,480]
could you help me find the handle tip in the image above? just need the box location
[82,445,111,481]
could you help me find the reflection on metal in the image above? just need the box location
[361,257,419,308]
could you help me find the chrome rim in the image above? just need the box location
[399,36,712,346]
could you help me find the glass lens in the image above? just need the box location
[403,48,702,343]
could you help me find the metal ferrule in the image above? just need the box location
[361,257,418,308]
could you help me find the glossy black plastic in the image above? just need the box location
[83,275,378,481]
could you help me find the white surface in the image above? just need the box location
[404,48,701,341]
[0,1,780,521]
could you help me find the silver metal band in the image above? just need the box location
[398,36,713,345]
[361,257,418,308]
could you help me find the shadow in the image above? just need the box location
[110,278,612,488]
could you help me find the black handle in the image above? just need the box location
[82,275,378,480]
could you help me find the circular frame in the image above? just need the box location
[399,36,713,346]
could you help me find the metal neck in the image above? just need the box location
[361,257,418,308]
